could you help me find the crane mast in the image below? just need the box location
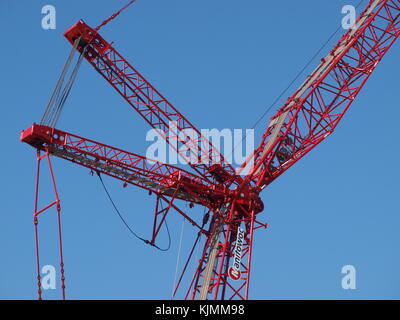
[191,0,400,299]
[21,0,400,300]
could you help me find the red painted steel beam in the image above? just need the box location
[23,0,400,301]
[63,20,242,188]
[239,0,400,191]
[20,124,228,206]
[195,0,400,300]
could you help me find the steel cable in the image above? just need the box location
[97,172,171,252]
[49,51,86,128]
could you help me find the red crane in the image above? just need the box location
[21,0,400,300]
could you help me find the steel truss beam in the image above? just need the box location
[21,124,227,207]
[64,21,240,187]
[21,0,400,300]
[240,0,400,191]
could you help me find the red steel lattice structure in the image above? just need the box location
[21,0,400,300]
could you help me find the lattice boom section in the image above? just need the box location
[185,204,267,300]
[64,20,239,186]
[20,124,226,204]
[253,0,400,189]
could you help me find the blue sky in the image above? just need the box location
[1,0,400,300]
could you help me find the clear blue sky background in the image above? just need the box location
[1,0,399,300]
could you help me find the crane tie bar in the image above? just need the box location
[40,37,85,127]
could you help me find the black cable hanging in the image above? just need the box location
[96,172,171,252]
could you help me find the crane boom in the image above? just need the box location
[22,0,400,301]
[20,124,227,207]
[240,0,400,190]
[197,0,400,300]
[64,20,240,187]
